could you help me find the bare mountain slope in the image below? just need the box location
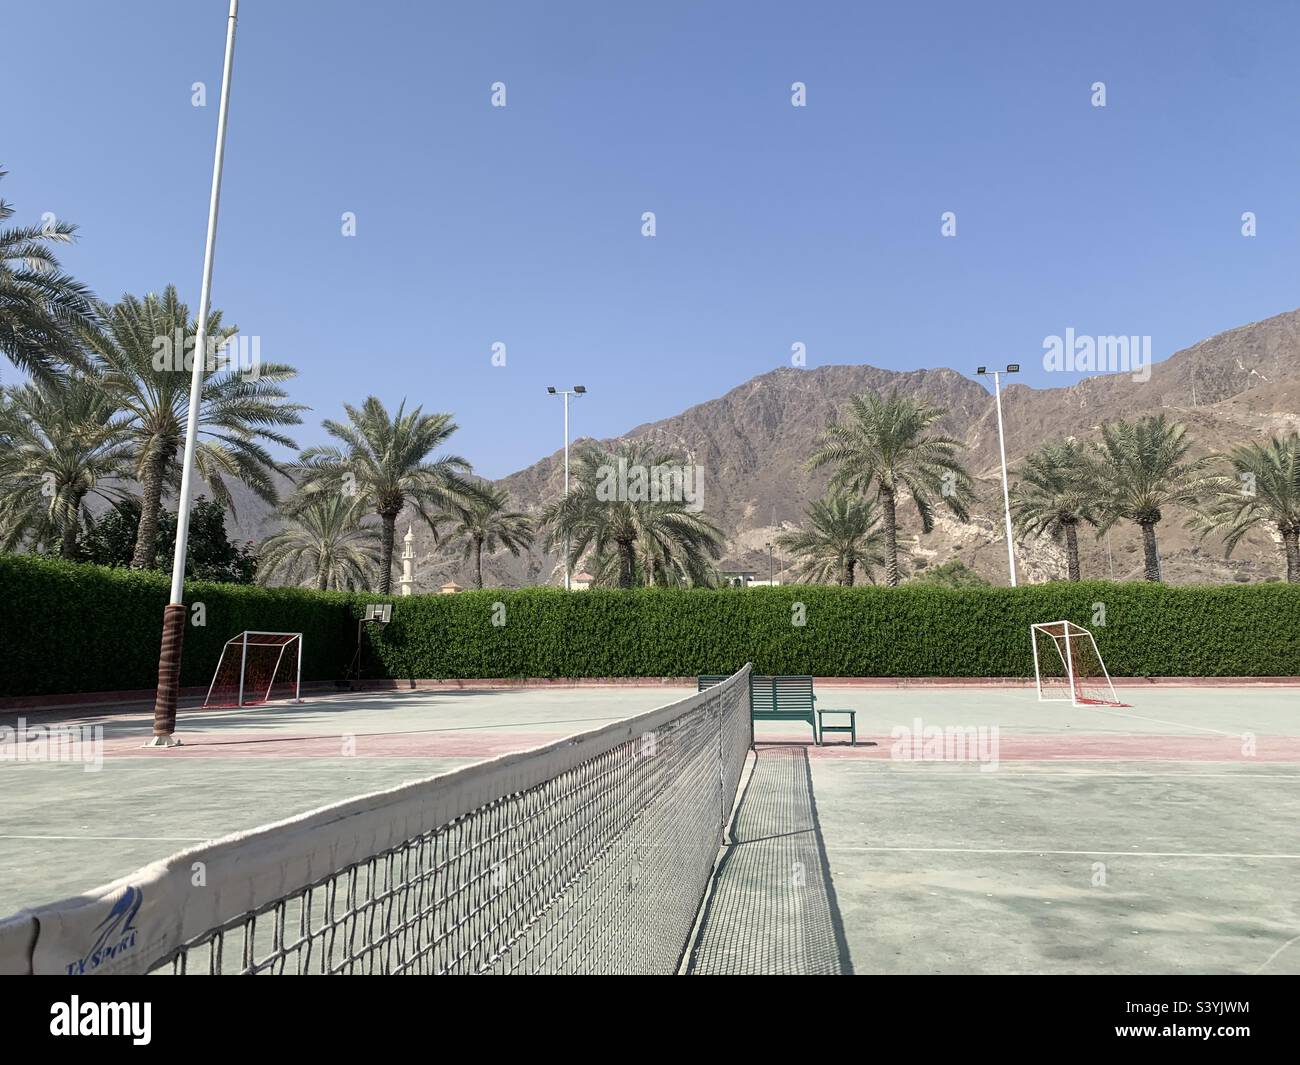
[266,308,1300,590]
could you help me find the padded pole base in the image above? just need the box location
[152,603,187,738]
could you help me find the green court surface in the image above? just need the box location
[0,686,678,918]
[2,683,1298,974]
[813,758,1300,974]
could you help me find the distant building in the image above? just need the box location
[719,570,758,587]
[440,581,463,595]
[571,571,595,591]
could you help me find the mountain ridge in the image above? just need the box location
[230,307,1300,589]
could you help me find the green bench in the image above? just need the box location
[699,673,845,745]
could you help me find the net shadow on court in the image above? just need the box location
[686,745,853,975]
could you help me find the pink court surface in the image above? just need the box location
[3,680,1299,974]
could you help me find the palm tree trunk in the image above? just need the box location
[316,552,330,592]
[1139,520,1161,582]
[880,490,900,587]
[844,557,856,586]
[59,490,86,559]
[60,519,79,559]
[617,539,636,588]
[1283,526,1300,583]
[378,511,398,594]
[1064,523,1081,581]
[131,444,172,569]
[473,535,484,589]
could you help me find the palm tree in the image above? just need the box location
[294,397,487,594]
[257,494,382,591]
[1192,433,1300,582]
[0,166,96,380]
[775,493,886,585]
[809,390,975,586]
[637,523,722,587]
[82,286,304,569]
[567,524,720,588]
[1008,438,1099,581]
[1092,415,1222,582]
[541,440,725,589]
[451,485,533,589]
[0,374,133,556]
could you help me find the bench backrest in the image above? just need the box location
[772,675,815,711]
[696,674,815,718]
[750,675,776,713]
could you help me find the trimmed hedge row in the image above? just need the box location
[365,583,1300,680]
[0,555,356,697]
[1,552,1296,696]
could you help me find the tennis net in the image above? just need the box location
[3,665,752,975]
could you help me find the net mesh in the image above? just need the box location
[14,665,753,976]
[205,633,300,708]
[1031,622,1121,707]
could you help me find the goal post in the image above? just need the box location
[1030,621,1123,708]
[204,631,303,708]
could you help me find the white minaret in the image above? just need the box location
[399,525,415,597]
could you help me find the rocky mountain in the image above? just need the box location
[250,308,1300,589]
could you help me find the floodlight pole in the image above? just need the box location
[564,391,570,591]
[548,386,586,590]
[149,0,240,745]
[978,366,1018,588]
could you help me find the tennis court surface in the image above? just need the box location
[2,673,1298,974]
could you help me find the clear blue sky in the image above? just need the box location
[4,0,1298,477]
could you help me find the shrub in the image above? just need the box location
[0,554,354,696]
[2,553,1295,696]
[911,559,990,588]
[363,581,1300,680]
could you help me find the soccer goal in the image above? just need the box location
[1030,621,1124,708]
[204,632,303,708]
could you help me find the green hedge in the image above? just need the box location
[366,582,1300,680]
[0,555,356,697]
[1,553,1296,697]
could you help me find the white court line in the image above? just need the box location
[1076,703,1241,737]
[846,767,1300,779]
[996,772,1300,780]
[828,845,1300,859]
[1253,933,1300,974]
[86,714,621,740]
[0,835,213,842]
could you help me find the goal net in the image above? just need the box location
[204,632,303,708]
[1030,621,1124,707]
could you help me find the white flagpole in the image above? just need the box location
[150,0,240,744]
